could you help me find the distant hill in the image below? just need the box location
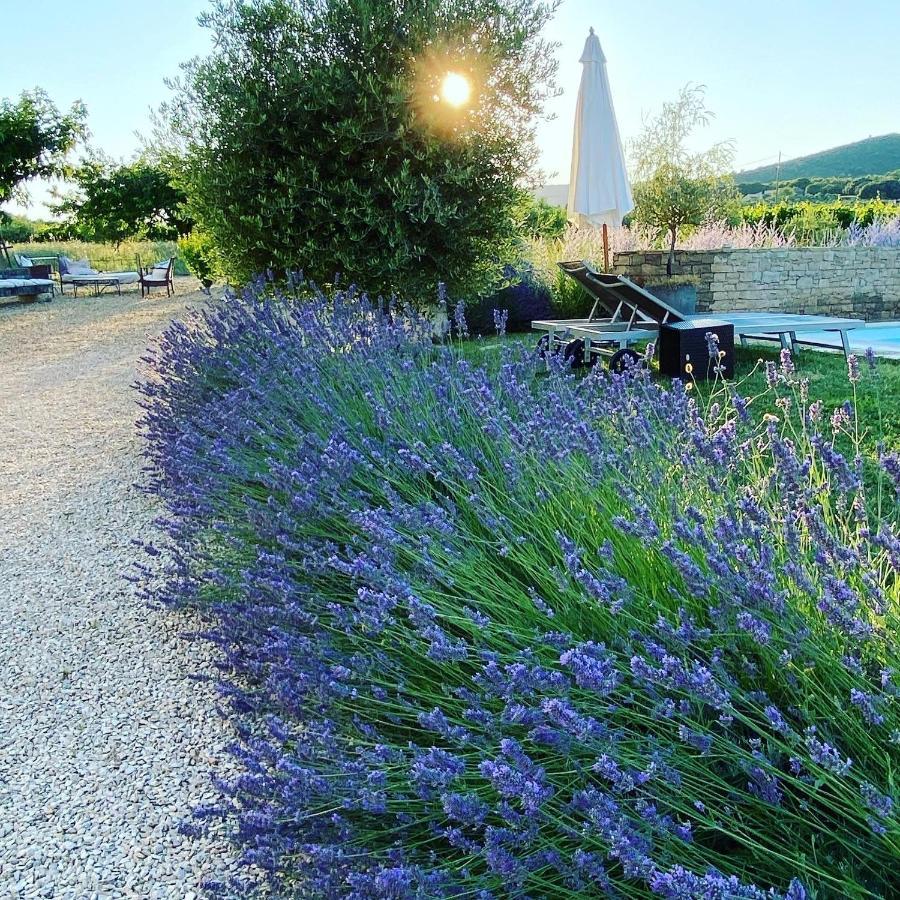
[735,134,900,183]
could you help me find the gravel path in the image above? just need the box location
[0,284,239,898]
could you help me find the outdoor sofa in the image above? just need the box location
[57,255,139,297]
[0,267,56,302]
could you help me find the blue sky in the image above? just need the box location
[3,0,898,215]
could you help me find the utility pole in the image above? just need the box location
[773,151,782,203]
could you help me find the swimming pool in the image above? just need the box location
[802,321,900,359]
[853,321,900,358]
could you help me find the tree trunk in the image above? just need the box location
[667,226,677,277]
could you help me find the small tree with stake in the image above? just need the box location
[631,85,737,276]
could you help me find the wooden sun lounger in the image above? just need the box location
[534,261,864,364]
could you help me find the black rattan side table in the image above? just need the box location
[658,319,735,381]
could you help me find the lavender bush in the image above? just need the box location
[139,280,899,898]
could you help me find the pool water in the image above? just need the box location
[853,322,900,358]
[802,321,900,359]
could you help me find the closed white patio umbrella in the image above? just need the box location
[567,27,634,261]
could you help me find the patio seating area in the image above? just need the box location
[0,245,182,301]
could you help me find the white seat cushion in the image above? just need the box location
[0,278,53,289]
[63,271,139,284]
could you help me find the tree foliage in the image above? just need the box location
[740,170,900,202]
[177,229,219,291]
[51,157,191,246]
[0,89,87,204]
[0,211,49,242]
[162,0,560,299]
[734,132,900,184]
[631,85,737,275]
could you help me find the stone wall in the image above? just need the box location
[611,248,900,321]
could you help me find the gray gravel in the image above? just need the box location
[0,283,240,898]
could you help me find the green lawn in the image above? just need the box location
[469,331,900,460]
[712,342,899,450]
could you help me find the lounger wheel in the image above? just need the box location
[563,338,596,370]
[608,348,641,374]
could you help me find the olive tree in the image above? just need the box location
[631,85,737,275]
[162,0,560,300]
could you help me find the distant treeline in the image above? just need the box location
[739,171,900,201]
[0,212,64,244]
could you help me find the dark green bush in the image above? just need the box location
[164,0,559,302]
[464,261,552,334]
[859,179,900,200]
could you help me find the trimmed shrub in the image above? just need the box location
[176,230,219,289]
[140,281,900,898]
[465,263,553,335]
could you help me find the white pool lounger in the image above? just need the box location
[532,262,865,367]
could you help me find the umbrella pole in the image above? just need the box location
[602,224,610,272]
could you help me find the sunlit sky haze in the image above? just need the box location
[2,0,898,216]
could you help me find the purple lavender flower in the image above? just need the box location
[850,688,885,726]
[881,452,900,495]
[138,278,900,898]
[860,782,893,821]
[779,347,795,375]
[805,729,852,775]
[442,792,489,825]
[453,296,468,339]
[764,705,792,736]
[560,642,621,695]
[747,765,783,806]
[736,611,772,646]
[479,746,553,815]
[865,346,877,372]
